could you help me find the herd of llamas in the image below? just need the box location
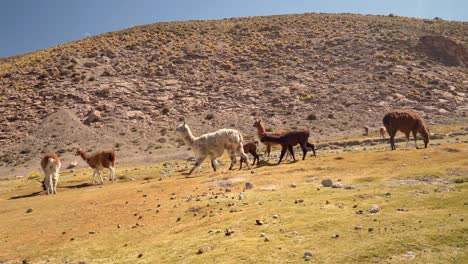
[40,109,430,195]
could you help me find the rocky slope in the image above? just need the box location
[0,13,467,176]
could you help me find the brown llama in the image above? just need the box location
[379,126,387,139]
[41,152,61,194]
[240,141,260,169]
[76,149,116,184]
[261,131,316,164]
[382,110,429,150]
[363,126,370,136]
[253,119,289,160]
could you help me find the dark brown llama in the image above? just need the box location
[260,131,316,164]
[382,110,429,150]
[240,141,260,169]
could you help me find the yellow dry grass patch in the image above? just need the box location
[0,138,467,263]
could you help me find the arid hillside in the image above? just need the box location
[0,13,467,176]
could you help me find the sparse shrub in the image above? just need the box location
[306,113,317,121]
[161,106,170,115]
[205,113,215,120]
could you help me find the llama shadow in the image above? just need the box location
[63,182,94,189]
[9,191,43,200]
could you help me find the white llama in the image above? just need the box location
[176,122,251,174]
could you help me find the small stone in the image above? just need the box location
[26,208,33,213]
[330,233,339,238]
[260,232,266,237]
[290,183,297,188]
[344,185,355,190]
[356,210,364,214]
[129,178,135,181]
[460,217,464,222]
[295,199,304,204]
[264,237,270,242]
[225,228,234,236]
[368,227,374,232]
[245,182,254,189]
[424,156,429,159]
[305,256,311,261]
[250,170,256,174]
[273,214,279,219]
[369,205,380,213]
[385,192,391,198]
[304,250,313,259]
[176,217,181,222]
[137,253,143,258]
[331,183,342,188]
[321,179,333,187]
[238,194,244,200]
[197,248,204,254]
[402,251,416,259]
[22,259,31,264]
[117,224,122,228]
[354,225,363,230]
[256,219,264,225]
[88,231,95,234]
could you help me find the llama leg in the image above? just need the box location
[211,159,218,172]
[109,166,115,182]
[53,174,59,194]
[412,130,419,149]
[405,132,410,148]
[300,143,308,160]
[388,130,396,150]
[288,145,296,161]
[48,175,54,195]
[239,157,244,169]
[228,150,237,170]
[189,157,205,175]
[237,145,250,169]
[266,144,271,160]
[92,170,97,184]
[278,147,287,164]
[44,175,51,195]
[98,170,104,184]
[253,153,259,166]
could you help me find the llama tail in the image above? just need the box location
[254,141,259,146]
[307,142,316,157]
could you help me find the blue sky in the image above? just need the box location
[1,0,467,58]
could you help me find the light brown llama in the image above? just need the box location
[382,110,429,150]
[253,119,289,160]
[41,152,61,194]
[379,126,387,139]
[240,141,260,169]
[363,126,370,136]
[76,149,115,184]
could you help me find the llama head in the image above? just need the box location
[253,119,262,128]
[176,121,188,134]
[74,148,83,156]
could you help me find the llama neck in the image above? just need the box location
[419,126,429,140]
[256,123,266,137]
[78,151,89,162]
[181,126,196,145]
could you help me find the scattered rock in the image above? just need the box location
[225,228,234,236]
[137,253,143,258]
[295,199,304,204]
[26,208,33,213]
[331,183,342,188]
[86,110,101,123]
[304,250,313,260]
[260,232,266,237]
[290,183,297,188]
[264,237,270,242]
[330,233,339,238]
[402,251,416,259]
[88,231,95,234]
[250,170,257,174]
[273,214,279,219]
[197,248,205,255]
[354,225,363,230]
[321,179,333,187]
[369,205,380,213]
[245,182,254,189]
[368,227,374,232]
[256,219,264,225]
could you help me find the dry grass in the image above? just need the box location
[0,133,466,263]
